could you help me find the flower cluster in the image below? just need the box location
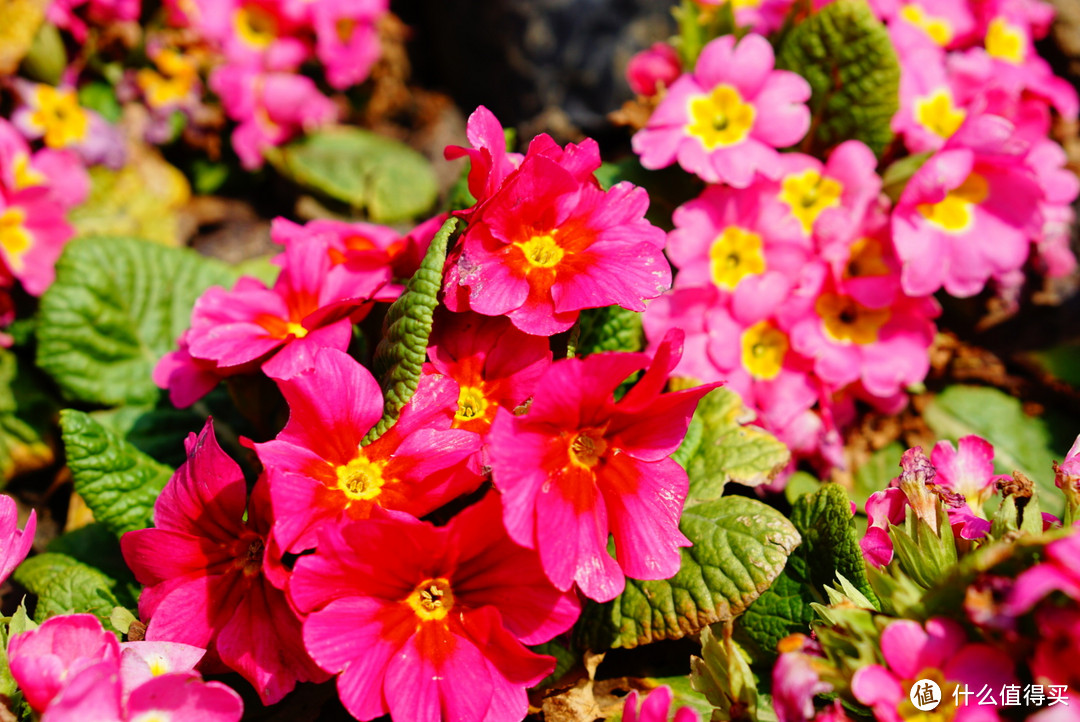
[632,1,1077,476]
[7,614,243,721]
[139,109,713,720]
[774,433,1080,720]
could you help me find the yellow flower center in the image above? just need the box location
[816,293,890,345]
[985,17,1025,64]
[455,385,490,422]
[234,4,279,49]
[914,89,967,140]
[740,321,789,380]
[844,237,891,280]
[899,5,953,46]
[779,170,844,234]
[687,84,756,150]
[569,429,608,468]
[0,208,32,273]
[708,226,766,290]
[130,714,170,722]
[30,86,88,149]
[335,455,386,501]
[12,154,44,190]
[517,232,565,269]
[147,655,170,676]
[285,321,308,339]
[916,172,989,234]
[406,578,454,622]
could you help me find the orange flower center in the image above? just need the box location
[569,428,608,468]
[406,578,454,621]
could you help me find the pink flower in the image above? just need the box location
[0,118,88,209]
[424,310,551,437]
[7,614,120,713]
[41,664,243,722]
[860,487,908,567]
[210,66,337,170]
[156,231,383,406]
[120,420,327,704]
[0,492,34,584]
[623,687,702,722]
[773,636,833,722]
[118,641,205,697]
[445,107,670,335]
[0,187,77,297]
[444,106,523,216]
[311,0,386,89]
[891,146,1041,298]
[689,0,798,35]
[1006,531,1080,615]
[852,618,1015,722]
[626,43,682,96]
[193,0,310,70]
[632,34,811,188]
[289,492,581,722]
[254,347,482,554]
[931,435,1008,510]
[11,81,125,169]
[889,0,976,53]
[488,332,716,601]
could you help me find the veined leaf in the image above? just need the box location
[14,553,125,629]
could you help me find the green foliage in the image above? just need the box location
[0,349,55,485]
[672,389,790,503]
[923,385,1066,515]
[36,237,235,406]
[78,81,122,123]
[572,306,644,356]
[271,127,438,223]
[13,553,126,628]
[775,0,900,156]
[852,442,904,509]
[530,639,578,688]
[735,554,815,660]
[881,151,932,203]
[673,0,737,68]
[364,218,456,443]
[790,484,878,606]
[577,497,799,650]
[47,523,141,606]
[1020,342,1080,388]
[19,17,64,84]
[60,410,172,536]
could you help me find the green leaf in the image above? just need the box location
[36,236,236,406]
[0,602,34,700]
[691,623,759,722]
[271,127,438,223]
[577,496,800,650]
[19,18,64,84]
[673,389,790,503]
[923,385,1066,516]
[881,151,932,203]
[60,410,172,537]
[0,349,56,485]
[13,553,124,628]
[775,0,900,156]
[47,522,141,606]
[530,639,579,688]
[735,553,815,659]
[78,81,122,123]
[572,306,644,357]
[364,218,456,443]
[790,484,878,608]
[851,441,904,509]
[1019,342,1080,388]
[91,405,207,468]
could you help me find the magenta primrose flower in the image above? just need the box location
[488,331,717,602]
[852,617,1015,722]
[632,33,811,188]
[289,492,581,722]
[120,420,328,704]
[444,106,670,336]
[626,42,682,96]
[0,492,34,585]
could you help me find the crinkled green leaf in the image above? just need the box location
[13,553,124,628]
[364,218,456,443]
[91,405,206,468]
[673,389,790,503]
[735,553,815,660]
[47,522,140,606]
[923,385,1065,516]
[691,623,759,722]
[59,410,172,537]
[775,0,900,156]
[790,483,878,608]
[577,496,800,650]
[272,127,438,223]
[572,306,644,357]
[36,236,236,406]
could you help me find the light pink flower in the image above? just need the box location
[7,614,120,713]
[118,641,205,697]
[632,33,811,188]
[852,617,1015,722]
[0,492,34,584]
[311,0,386,89]
[1006,531,1080,615]
[931,435,1008,510]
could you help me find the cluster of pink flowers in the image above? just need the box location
[142,107,714,720]
[155,0,387,168]
[631,0,1077,475]
[0,118,90,342]
[7,614,243,721]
